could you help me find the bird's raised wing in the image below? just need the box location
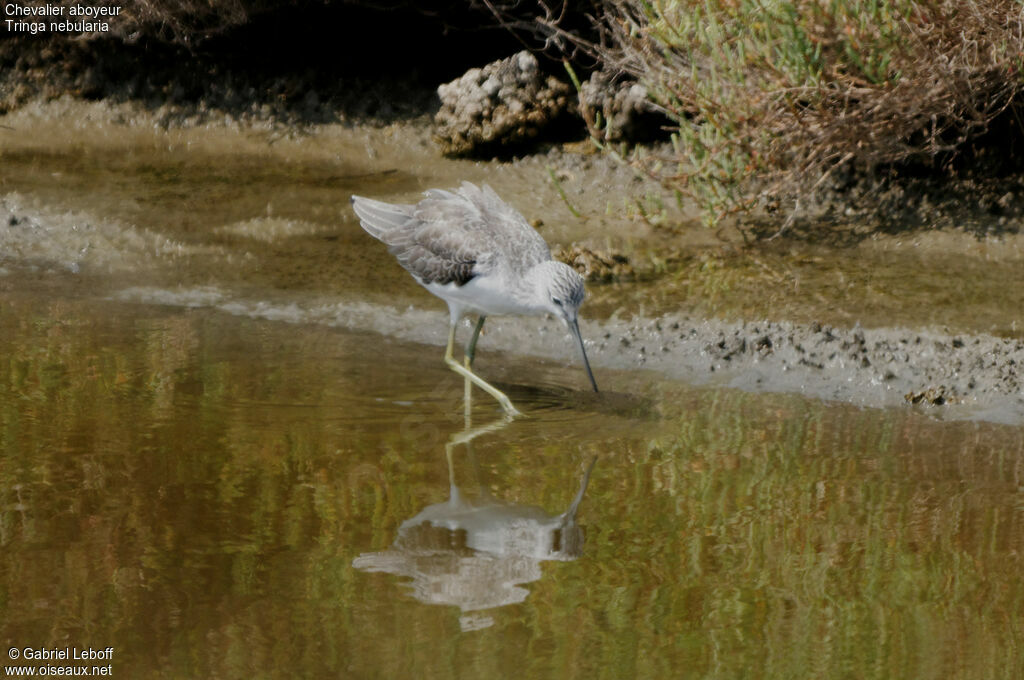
[352,182,550,287]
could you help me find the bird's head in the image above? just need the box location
[538,261,586,326]
[533,261,598,392]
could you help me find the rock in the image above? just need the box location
[904,385,954,405]
[434,51,574,157]
[578,70,667,143]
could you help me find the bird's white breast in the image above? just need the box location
[420,272,541,320]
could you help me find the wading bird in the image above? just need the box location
[351,182,598,416]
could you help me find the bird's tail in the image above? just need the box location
[350,195,415,243]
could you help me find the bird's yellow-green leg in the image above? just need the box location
[462,316,485,414]
[445,322,521,417]
[464,316,486,368]
[462,316,487,417]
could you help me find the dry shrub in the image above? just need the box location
[591,1,1024,225]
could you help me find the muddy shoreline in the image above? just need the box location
[2,99,1023,424]
[102,283,1024,424]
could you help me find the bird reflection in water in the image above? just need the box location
[352,386,596,631]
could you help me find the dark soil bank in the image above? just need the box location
[0,4,529,122]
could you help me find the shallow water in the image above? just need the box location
[2,107,1024,677]
[1,295,1022,679]
[3,104,1023,337]
[589,242,1024,338]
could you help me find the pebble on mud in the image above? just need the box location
[554,243,634,282]
[904,386,954,406]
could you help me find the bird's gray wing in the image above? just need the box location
[465,183,551,269]
[352,192,481,286]
[415,182,551,272]
[349,195,415,242]
[352,183,550,286]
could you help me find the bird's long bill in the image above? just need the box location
[569,319,599,392]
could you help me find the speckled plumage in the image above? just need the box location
[350,182,550,288]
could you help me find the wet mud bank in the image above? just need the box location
[2,100,1023,424]
[106,284,1024,424]
[597,316,1024,424]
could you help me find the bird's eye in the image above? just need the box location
[552,298,562,307]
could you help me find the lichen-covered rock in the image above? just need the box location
[434,51,574,157]
[578,70,667,143]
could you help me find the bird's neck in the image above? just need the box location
[511,263,557,315]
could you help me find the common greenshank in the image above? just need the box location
[351,182,598,415]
